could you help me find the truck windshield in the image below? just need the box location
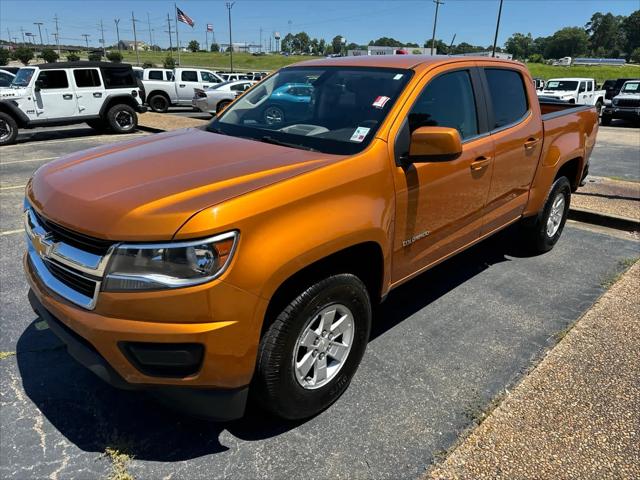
[209,66,413,155]
[621,82,639,93]
[11,68,35,87]
[545,80,578,91]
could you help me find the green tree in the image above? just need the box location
[346,42,359,51]
[331,35,344,54]
[106,51,123,62]
[505,32,534,60]
[318,39,326,55]
[12,46,34,65]
[544,27,589,59]
[39,48,59,63]
[451,42,483,55]
[405,42,419,48]
[532,36,550,57]
[210,43,220,52]
[163,55,176,69]
[585,12,623,56]
[424,38,448,54]
[369,36,403,47]
[293,32,310,53]
[621,10,640,58]
[281,33,294,52]
[142,62,154,68]
[187,40,199,52]
[631,47,640,64]
[66,52,80,61]
[0,48,11,65]
[88,52,102,61]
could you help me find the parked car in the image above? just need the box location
[0,69,16,87]
[261,82,313,125]
[132,66,144,80]
[601,80,640,126]
[0,61,146,146]
[23,56,598,421]
[143,68,224,112]
[1,66,21,75]
[219,73,252,82]
[142,68,174,82]
[537,77,605,112]
[602,77,639,106]
[192,80,255,115]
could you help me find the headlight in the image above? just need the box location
[103,231,238,291]
[612,99,618,106]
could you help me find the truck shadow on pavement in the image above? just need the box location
[16,225,533,462]
[14,126,142,145]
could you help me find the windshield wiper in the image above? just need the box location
[259,135,316,152]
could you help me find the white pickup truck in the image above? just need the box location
[143,67,224,112]
[537,77,605,113]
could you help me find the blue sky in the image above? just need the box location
[0,0,637,49]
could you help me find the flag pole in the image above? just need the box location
[175,3,181,65]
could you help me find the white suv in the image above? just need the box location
[0,61,146,146]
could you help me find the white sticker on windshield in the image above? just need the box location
[350,126,371,143]
[625,83,639,91]
[372,96,390,109]
[547,81,559,88]
[393,73,403,80]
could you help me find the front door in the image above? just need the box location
[177,69,200,101]
[72,68,105,116]
[33,69,77,119]
[391,65,494,283]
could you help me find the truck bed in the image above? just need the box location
[539,100,594,120]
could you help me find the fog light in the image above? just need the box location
[120,342,204,377]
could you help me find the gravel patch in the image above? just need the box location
[429,259,640,480]
[138,112,207,131]
[573,176,640,221]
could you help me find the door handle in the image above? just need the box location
[524,138,540,150]
[470,157,491,171]
[62,94,73,100]
[93,92,102,98]
[179,84,185,88]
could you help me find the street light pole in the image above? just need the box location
[34,22,44,45]
[491,0,504,58]
[226,2,235,72]
[430,0,444,56]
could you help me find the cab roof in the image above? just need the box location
[288,54,519,70]
[35,61,134,70]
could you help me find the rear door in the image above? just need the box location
[177,69,200,101]
[72,68,105,116]
[479,66,543,235]
[33,69,77,119]
[390,64,494,282]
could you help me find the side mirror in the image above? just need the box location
[34,79,43,92]
[408,126,462,163]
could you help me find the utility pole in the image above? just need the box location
[131,12,140,65]
[45,27,50,45]
[491,0,504,58]
[205,27,209,53]
[100,19,106,58]
[54,14,61,56]
[259,26,262,53]
[174,3,181,66]
[147,12,153,47]
[166,13,173,55]
[6,28,10,44]
[430,0,444,56]
[20,27,25,45]
[34,22,44,45]
[114,19,121,51]
[82,34,90,50]
[226,2,235,72]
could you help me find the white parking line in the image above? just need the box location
[0,228,23,236]
[0,185,26,191]
[1,157,57,165]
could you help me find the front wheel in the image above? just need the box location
[254,274,372,420]
[0,112,19,146]
[522,176,571,254]
[595,100,603,116]
[600,114,611,126]
[106,104,138,134]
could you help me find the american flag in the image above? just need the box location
[177,7,195,27]
[207,24,213,32]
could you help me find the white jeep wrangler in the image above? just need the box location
[0,61,147,146]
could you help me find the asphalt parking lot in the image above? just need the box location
[1,123,639,479]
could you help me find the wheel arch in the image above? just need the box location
[99,94,140,117]
[0,100,29,127]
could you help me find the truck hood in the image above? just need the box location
[28,128,342,241]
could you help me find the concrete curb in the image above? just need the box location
[568,207,639,232]
[137,125,165,134]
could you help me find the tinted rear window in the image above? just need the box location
[181,70,198,82]
[101,67,137,89]
[148,70,164,80]
[485,69,528,129]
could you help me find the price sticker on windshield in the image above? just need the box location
[350,126,371,143]
[372,96,390,109]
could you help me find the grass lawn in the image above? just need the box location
[120,51,640,83]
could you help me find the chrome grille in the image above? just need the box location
[25,207,113,310]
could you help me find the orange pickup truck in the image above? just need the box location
[24,56,598,420]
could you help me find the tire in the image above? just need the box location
[522,176,571,254]
[600,114,611,126]
[216,100,231,115]
[86,119,109,132]
[595,100,603,116]
[0,112,19,146]
[263,105,285,125]
[106,104,138,134]
[148,94,169,113]
[254,273,372,420]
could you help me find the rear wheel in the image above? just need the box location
[148,94,169,113]
[254,274,372,420]
[522,176,571,254]
[106,104,138,134]
[0,112,18,146]
[216,100,231,115]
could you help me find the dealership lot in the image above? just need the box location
[1,124,639,479]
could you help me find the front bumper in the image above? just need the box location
[136,104,148,113]
[603,106,640,120]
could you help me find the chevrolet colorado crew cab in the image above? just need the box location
[0,62,146,146]
[24,56,598,421]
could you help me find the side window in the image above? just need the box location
[587,81,593,91]
[408,70,478,140]
[148,70,163,80]
[200,71,217,82]
[37,70,69,89]
[578,82,586,93]
[484,69,528,129]
[73,69,102,88]
[230,83,245,92]
[181,70,198,82]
